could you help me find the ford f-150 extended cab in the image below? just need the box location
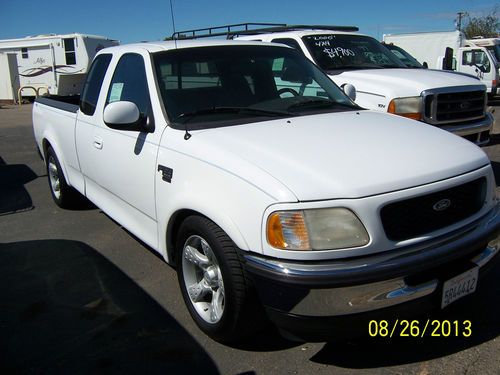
[33,40,500,342]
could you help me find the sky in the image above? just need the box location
[0,0,497,43]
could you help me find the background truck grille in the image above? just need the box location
[381,178,486,242]
[423,88,485,125]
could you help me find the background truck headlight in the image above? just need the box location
[388,96,423,120]
[267,208,370,251]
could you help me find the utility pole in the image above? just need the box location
[456,11,468,31]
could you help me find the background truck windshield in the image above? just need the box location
[303,34,406,70]
[384,43,423,68]
[153,45,357,129]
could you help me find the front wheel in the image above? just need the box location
[176,216,260,343]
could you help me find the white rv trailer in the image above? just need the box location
[0,33,118,101]
[383,31,499,96]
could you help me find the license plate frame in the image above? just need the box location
[441,267,479,309]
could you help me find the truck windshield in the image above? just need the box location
[152,45,358,129]
[302,34,406,71]
[384,44,423,68]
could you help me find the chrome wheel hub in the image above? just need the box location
[182,235,225,324]
[48,156,61,200]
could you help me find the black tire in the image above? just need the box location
[46,146,82,208]
[176,215,261,343]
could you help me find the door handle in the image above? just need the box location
[93,137,103,150]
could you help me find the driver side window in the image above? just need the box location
[106,53,152,120]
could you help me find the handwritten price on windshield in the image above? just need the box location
[368,320,472,338]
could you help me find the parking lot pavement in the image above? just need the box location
[1,103,499,374]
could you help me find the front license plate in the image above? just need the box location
[441,267,479,309]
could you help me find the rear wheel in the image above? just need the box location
[46,146,82,208]
[176,216,260,343]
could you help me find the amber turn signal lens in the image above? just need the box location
[267,211,310,250]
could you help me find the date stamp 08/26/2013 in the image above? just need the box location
[368,320,472,338]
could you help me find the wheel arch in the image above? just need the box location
[165,208,249,267]
[42,137,71,184]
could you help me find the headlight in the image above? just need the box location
[387,96,423,120]
[267,208,370,251]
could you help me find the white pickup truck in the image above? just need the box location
[224,25,495,146]
[33,40,500,342]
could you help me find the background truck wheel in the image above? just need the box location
[46,146,82,208]
[176,215,260,343]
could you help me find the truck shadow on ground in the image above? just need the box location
[0,240,219,374]
[0,161,37,215]
[310,262,500,368]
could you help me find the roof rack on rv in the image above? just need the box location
[171,23,359,40]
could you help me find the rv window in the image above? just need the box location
[21,48,28,59]
[64,38,76,65]
[80,54,112,116]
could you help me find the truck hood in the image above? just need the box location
[332,68,484,98]
[191,110,488,201]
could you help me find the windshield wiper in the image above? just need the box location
[176,106,290,123]
[287,98,355,111]
[379,64,405,68]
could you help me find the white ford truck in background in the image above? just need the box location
[33,39,500,342]
[383,30,499,98]
[183,24,496,145]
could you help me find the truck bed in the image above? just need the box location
[35,95,80,113]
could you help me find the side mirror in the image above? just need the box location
[342,84,357,101]
[422,62,428,69]
[103,101,140,126]
[103,101,154,133]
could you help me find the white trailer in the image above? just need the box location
[383,31,499,96]
[0,33,118,101]
[0,53,20,103]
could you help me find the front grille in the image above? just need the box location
[381,178,486,242]
[424,89,485,125]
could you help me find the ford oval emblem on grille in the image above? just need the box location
[459,101,471,110]
[433,199,451,211]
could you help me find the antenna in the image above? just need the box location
[170,0,178,48]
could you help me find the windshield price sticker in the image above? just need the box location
[441,267,478,309]
[323,47,356,59]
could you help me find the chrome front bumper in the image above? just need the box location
[441,112,493,144]
[244,204,500,317]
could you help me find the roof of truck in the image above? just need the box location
[97,39,289,54]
